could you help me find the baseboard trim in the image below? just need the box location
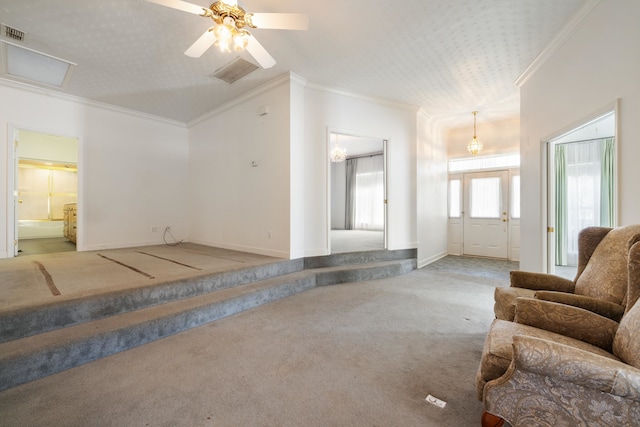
[190,239,290,259]
[418,251,448,268]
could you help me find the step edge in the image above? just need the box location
[0,259,304,343]
[0,276,316,391]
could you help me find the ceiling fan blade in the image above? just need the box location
[248,13,309,30]
[185,30,216,58]
[146,0,204,15]
[245,35,276,69]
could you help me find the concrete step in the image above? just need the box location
[0,271,316,392]
[304,249,417,269]
[0,251,417,391]
[0,259,303,343]
[314,259,417,286]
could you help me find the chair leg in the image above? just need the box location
[481,411,505,427]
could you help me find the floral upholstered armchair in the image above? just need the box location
[494,224,640,322]
[476,240,640,427]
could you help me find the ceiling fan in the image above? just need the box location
[147,0,308,69]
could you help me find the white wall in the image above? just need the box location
[0,82,189,257]
[447,116,520,159]
[188,75,293,258]
[519,0,640,271]
[416,112,449,267]
[189,77,421,259]
[289,76,306,259]
[303,86,419,256]
[1,73,434,261]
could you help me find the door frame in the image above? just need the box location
[543,101,619,274]
[448,166,520,260]
[6,124,82,257]
[326,128,388,254]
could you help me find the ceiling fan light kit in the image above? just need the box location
[212,19,250,52]
[147,0,308,69]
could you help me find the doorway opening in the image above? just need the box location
[447,154,521,261]
[329,132,386,254]
[10,128,79,256]
[546,110,616,278]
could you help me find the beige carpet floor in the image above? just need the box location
[0,257,507,426]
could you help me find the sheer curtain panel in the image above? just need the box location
[345,154,384,231]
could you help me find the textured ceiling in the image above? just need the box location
[0,0,586,127]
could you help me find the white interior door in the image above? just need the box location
[463,170,509,258]
[13,138,19,256]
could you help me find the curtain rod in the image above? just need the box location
[346,152,384,161]
[555,136,614,146]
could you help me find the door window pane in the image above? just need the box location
[511,175,520,219]
[470,177,500,218]
[449,179,461,218]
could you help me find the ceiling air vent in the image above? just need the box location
[210,57,259,84]
[1,24,25,42]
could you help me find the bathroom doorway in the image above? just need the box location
[11,128,78,256]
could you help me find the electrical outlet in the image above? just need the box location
[267,231,272,239]
[425,395,446,408]
[151,226,158,232]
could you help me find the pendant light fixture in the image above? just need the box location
[330,135,347,162]
[467,111,483,156]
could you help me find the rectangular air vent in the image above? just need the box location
[2,24,25,42]
[210,57,259,84]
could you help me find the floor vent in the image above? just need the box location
[210,57,258,84]
[2,24,25,42]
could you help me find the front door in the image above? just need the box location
[463,170,509,258]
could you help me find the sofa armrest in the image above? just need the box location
[534,291,625,322]
[514,298,618,351]
[511,335,640,402]
[510,270,576,293]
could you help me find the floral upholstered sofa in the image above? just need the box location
[494,224,640,322]
[476,239,640,427]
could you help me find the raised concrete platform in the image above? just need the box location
[0,244,416,391]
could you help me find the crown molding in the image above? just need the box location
[305,81,420,113]
[0,77,187,128]
[514,0,604,88]
[188,71,303,127]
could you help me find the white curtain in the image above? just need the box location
[346,154,384,231]
[564,139,605,265]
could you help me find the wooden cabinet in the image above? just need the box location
[63,203,77,244]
